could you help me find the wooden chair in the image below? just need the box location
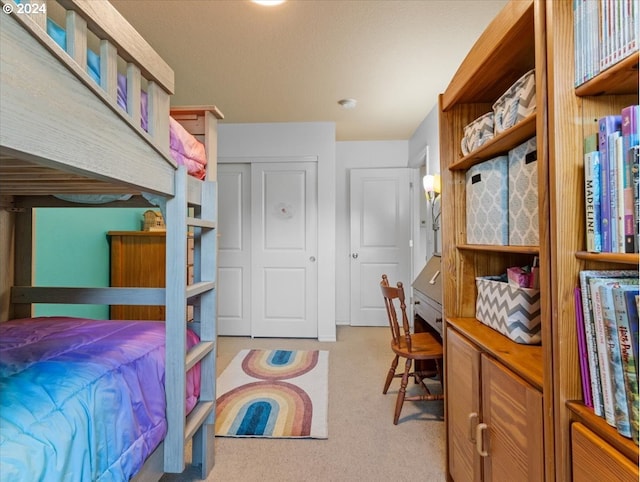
[380,274,444,424]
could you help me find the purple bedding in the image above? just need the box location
[0,317,200,481]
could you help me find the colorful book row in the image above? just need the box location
[584,105,639,253]
[577,270,639,444]
[574,0,639,87]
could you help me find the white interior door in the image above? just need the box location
[217,164,252,336]
[251,162,318,338]
[350,168,412,326]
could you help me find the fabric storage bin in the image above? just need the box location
[508,136,539,245]
[493,69,536,134]
[465,156,509,245]
[461,112,494,155]
[475,276,541,344]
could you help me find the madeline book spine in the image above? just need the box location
[584,149,602,252]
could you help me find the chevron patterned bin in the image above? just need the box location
[461,112,495,155]
[475,276,541,344]
[493,69,536,134]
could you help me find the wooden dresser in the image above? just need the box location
[108,231,194,321]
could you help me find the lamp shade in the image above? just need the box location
[423,174,441,194]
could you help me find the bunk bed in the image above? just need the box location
[0,0,222,480]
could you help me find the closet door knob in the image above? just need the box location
[351,253,358,259]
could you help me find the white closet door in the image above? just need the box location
[218,164,251,336]
[251,162,318,338]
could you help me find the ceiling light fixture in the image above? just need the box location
[338,98,357,110]
[251,0,286,6]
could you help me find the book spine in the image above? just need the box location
[580,272,605,416]
[614,286,640,443]
[590,278,617,425]
[615,134,625,252]
[600,283,631,437]
[584,150,602,252]
[621,105,639,252]
[632,146,640,253]
[624,288,640,379]
[576,287,593,407]
[608,131,620,252]
[599,115,622,252]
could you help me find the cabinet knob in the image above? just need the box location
[351,253,359,259]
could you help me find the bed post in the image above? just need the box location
[0,196,15,322]
[12,203,33,320]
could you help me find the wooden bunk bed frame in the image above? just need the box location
[0,0,223,479]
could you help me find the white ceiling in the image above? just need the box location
[110,0,508,141]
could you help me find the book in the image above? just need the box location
[625,288,640,377]
[584,149,602,252]
[590,276,621,426]
[600,280,638,437]
[609,131,622,252]
[621,105,639,253]
[633,146,640,253]
[614,284,640,443]
[598,115,622,252]
[579,270,639,419]
[575,287,593,407]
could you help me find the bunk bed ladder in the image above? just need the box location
[164,166,217,476]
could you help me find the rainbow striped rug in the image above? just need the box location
[215,349,329,438]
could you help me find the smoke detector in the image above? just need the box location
[338,98,357,110]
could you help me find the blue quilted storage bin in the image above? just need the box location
[465,156,509,245]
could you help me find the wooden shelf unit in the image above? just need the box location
[441,1,639,479]
[439,0,551,479]
[545,0,639,480]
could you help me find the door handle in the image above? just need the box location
[468,412,478,443]
[351,253,358,259]
[475,423,489,457]
[309,256,316,262]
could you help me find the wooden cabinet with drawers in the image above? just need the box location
[108,231,194,321]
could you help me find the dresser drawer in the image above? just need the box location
[414,291,443,336]
[571,423,638,482]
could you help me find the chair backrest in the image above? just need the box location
[380,274,412,351]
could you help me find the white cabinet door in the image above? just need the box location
[251,162,318,338]
[350,168,411,326]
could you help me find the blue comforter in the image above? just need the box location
[0,317,200,481]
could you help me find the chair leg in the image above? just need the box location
[436,358,443,389]
[393,357,412,425]
[383,355,399,394]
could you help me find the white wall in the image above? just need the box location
[218,122,337,341]
[335,140,409,325]
[408,104,440,270]
[217,115,440,332]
